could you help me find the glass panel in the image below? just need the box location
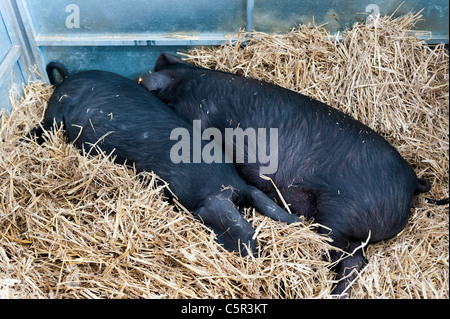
[27,0,246,36]
[254,0,449,36]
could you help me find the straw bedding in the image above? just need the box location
[0,13,448,298]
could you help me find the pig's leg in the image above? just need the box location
[245,186,302,225]
[194,194,257,257]
[330,241,367,298]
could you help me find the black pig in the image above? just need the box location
[139,53,434,296]
[27,63,301,257]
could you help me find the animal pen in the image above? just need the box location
[0,0,448,299]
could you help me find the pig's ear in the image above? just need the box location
[154,53,188,71]
[139,72,172,94]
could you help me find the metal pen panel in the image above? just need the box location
[1,0,36,113]
[1,0,448,103]
[23,0,247,36]
[253,0,449,43]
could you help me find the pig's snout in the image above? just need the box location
[416,178,431,193]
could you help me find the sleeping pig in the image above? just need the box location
[138,53,437,296]
[27,62,301,257]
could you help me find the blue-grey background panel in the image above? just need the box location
[0,62,24,113]
[42,45,196,80]
[0,3,24,113]
[17,0,450,82]
[0,12,12,62]
[254,0,449,42]
[1,0,449,115]
[25,0,247,36]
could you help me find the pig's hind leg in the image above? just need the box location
[194,194,257,257]
[244,186,302,225]
[329,241,367,298]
